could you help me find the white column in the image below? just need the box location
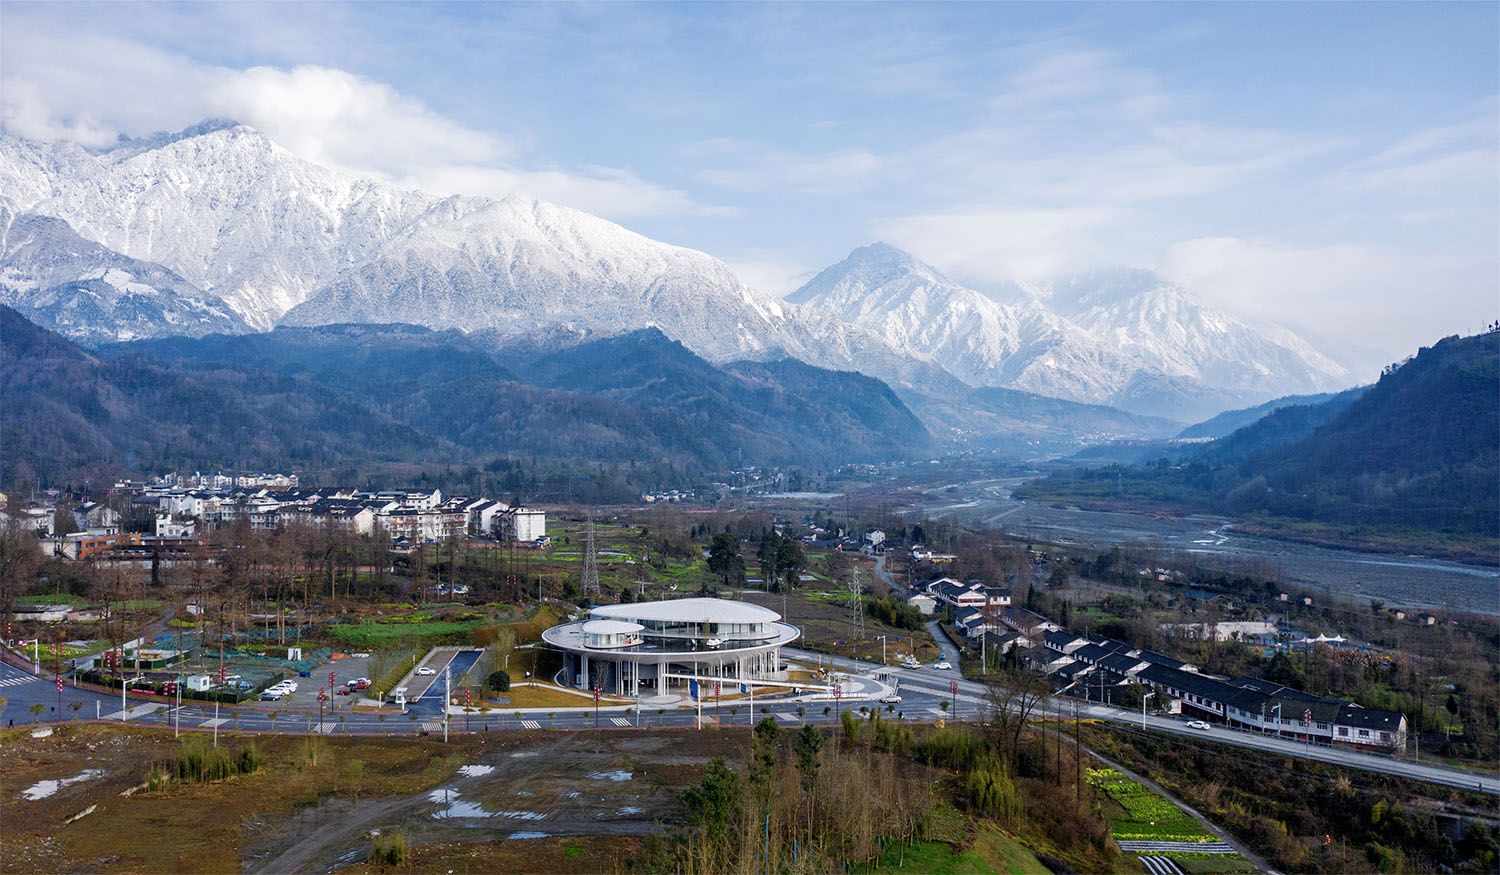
[581,654,589,688]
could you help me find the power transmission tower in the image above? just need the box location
[581,515,600,600]
[847,564,864,643]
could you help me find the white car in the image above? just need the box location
[277,681,298,693]
[934,661,952,670]
[1186,720,1211,730]
[880,695,902,704]
[415,667,436,676]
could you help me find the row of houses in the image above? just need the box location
[129,487,546,544]
[1037,630,1407,750]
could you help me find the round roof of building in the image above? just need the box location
[581,619,644,635]
[590,597,780,625]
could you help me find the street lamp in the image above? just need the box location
[1271,702,1282,738]
[875,635,887,666]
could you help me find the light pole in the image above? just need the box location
[876,635,887,666]
[1272,703,1282,738]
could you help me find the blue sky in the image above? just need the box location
[2,1,1495,364]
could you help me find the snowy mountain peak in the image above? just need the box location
[791,244,1352,420]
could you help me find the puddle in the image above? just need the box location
[586,770,633,782]
[21,769,104,801]
[427,788,493,819]
[616,806,644,815]
[458,765,494,777]
[497,810,546,821]
[508,831,550,839]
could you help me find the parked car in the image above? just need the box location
[336,687,354,695]
[1186,720,1211,730]
[415,667,436,676]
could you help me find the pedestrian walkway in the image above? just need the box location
[609,717,630,727]
[776,712,799,723]
[0,675,38,688]
[104,703,159,720]
[200,718,228,728]
[521,719,541,729]
[1117,841,1236,854]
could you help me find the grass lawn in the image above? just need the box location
[489,683,631,710]
[17,593,88,605]
[862,828,1049,874]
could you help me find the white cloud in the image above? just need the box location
[1159,236,1498,357]
[722,254,818,297]
[0,23,720,221]
[208,65,505,177]
[874,205,1125,282]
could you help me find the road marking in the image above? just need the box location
[521,720,541,729]
[421,721,442,732]
[610,717,630,727]
[104,703,161,720]
[776,713,799,723]
[0,675,39,687]
[928,708,949,718]
[200,718,228,728]
[314,723,338,734]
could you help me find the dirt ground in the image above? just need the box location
[1,722,749,874]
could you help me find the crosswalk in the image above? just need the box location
[0,675,39,688]
[610,717,631,727]
[313,722,338,734]
[776,712,799,723]
[1138,855,1187,874]
[200,718,228,728]
[521,720,541,729]
[421,721,442,732]
[104,703,160,721]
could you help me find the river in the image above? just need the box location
[901,477,1499,617]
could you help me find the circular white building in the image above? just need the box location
[542,597,800,698]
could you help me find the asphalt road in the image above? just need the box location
[3,653,1494,797]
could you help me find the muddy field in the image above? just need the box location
[1,723,748,874]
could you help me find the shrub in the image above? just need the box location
[371,829,407,865]
[487,670,511,693]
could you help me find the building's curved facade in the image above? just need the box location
[541,597,800,697]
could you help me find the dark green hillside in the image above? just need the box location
[524,328,932,464]
[1020,331,1500,553]
[80,319,929,484]
[1,305,439,486]
[1176,389,1361,440]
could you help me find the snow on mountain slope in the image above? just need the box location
[0,123,951,391]
[791,244,1351,418]
[0,124,437,329]
[0,201,247,345]
[281,194,958,389]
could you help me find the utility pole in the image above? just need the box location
[444,668,451,743]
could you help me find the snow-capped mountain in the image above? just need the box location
[0,122,953,390]
[0,121,436,329]
[790,244,1350,419]
[0,201,247,344]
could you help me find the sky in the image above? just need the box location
[2,1,1496,368]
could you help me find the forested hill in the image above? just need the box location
[1021,330,1500,550]
[3,310,931,488]
[1236,331,1498,534]
[1,305,439,487]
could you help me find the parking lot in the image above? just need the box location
[259,654,374,711]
